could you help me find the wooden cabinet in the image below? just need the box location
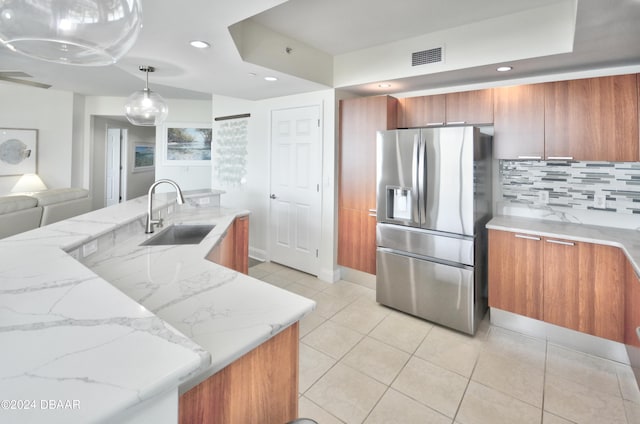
[397,89,493,128]
[489,229,625,342]
[338,95,397,274]
[544,74,639,161]
[180,323,298,424]
[397,95,446,127]
[445,88,494,125]
[207,216,249,274]
[493,84,545,159]
[488,230,543,320]
[543,239,624,342]
[625,260,640,348]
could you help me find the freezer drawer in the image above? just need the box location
[376,248,475,334]
[377,223,474,266]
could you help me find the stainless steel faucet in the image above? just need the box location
[145,179,185,233]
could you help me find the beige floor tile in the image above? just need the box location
[248,266,270,279]
[364,388,452,424]
[299,343,337,393]
[260,273,293,288]
[285,282,320,298]
[298,396,345,424]
[299,311,326,338]
[273,267,312,282]
[471,349,544,407]
[392,356,468,418]
[309,291,352,319]
[302,320,363,359]
[296,275,332,291]
[456,381,541,424]
[616,363,640,404]
[342,336,410,385]
[322,280,374,302]
[415,325,481,378]
[253,261,288,273]
[306,363,387,424]
[625,399,640,424]
[546,344,621,397]
[483,326,546,368]
[330,297,390,335]
[544,373,627,424]
[542,412,575,424]
[369,311,434,354]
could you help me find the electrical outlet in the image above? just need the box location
[82,239,98,257]
[594,194,607,209]
[538,190,549,204]
[198,197,211,205]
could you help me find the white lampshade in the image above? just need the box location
[124,66,169,126]
[11,173,47,194]
[0,0,142,66]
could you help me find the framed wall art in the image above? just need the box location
[0,128,38,176]
[133,143,155,172]
[161,122,212,166]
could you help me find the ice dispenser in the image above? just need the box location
[386,187,412,220]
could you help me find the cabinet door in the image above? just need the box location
[544,239,624,342]
[545,74,639,161]
[337,208,376,274]
[488,230,543,320]
[625,260,640,347]
[493,84,545,159]
[445,89,493,125]
[397,95,446,128]
[234,216,249,274]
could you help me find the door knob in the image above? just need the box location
[270,194,277,199]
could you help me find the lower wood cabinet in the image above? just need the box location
[337,207,376,274]
[207,215,249,274]
[488,229,625,342]
[179,323,299,424]
[625,261,640,348]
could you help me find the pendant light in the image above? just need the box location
[0,0,142,66]
[124,66,169,126]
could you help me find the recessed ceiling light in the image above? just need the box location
[378,83,392,88]
[497,66,513,72]
[189,40,210,49]
[264,76,278,82]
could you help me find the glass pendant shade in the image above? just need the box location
[0,0,142,66]
[124,66,169,126]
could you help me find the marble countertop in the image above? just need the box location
[0,191,315,423]
[487,215,640,276]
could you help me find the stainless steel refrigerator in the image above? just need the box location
[376,126,492,335]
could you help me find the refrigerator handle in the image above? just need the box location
[416,134,426,225]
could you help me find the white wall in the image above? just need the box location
[0,84,75,195]
[83,96,212,195]
[212,89,339,282]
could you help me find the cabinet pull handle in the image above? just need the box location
[368,213,377,217]
[368,209,376,213]
[515,234,540,241]
[546,239,575,246]
[446,121,466,125]
[547,156,574,160]
[636,327,640,342]
[426,122,444,126]
[517,155,542,160]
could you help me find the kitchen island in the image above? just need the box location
[0,190,315,423]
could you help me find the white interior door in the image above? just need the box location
[105,128,121,206]
[269,106,321,276]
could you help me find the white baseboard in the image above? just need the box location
[339,266,376,289]
[318,267,341,283]
[248,247,267,262]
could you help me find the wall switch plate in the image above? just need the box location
[82,239,98,257]
[198,197,210,205]
[594,194,607,209]
[538,190,549,204]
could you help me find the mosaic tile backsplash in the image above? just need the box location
[499,160,640,215]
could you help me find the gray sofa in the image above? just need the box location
[0,188,91,239]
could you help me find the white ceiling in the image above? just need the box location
[0,0,639,100]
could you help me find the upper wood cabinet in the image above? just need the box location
[397,89,493,128]
[493,84,545,159]
[545,74,639,161]
[488,230,543,320]
[397,95,446,128]
[339,95,398,211]
[445,88,494,125]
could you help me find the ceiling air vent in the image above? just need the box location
[412,47,443,66]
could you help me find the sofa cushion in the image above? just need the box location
[30,188,89,206]
[0,195,38,215]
